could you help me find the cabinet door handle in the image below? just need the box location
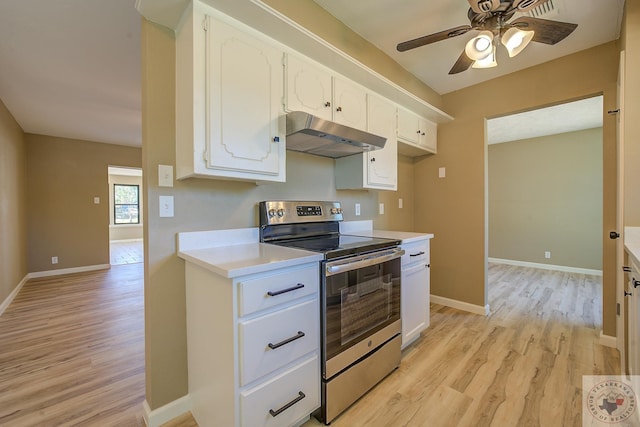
[370,157,376,162]
[421,132,426,136]
[416,130,421,134]
[624,266,632,272]
[410,251,425,257]
[324,101,331,107]
[269,391,306,417]
[267,283,304,297]
[336,106,342,112]
[268,331,305,350]
[625,290,633,297]
[634,279,640,289]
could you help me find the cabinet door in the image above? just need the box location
[206,17,285,179]
[332,76,367,131]
[366,94,397,189]
[285,54,332,121]
[418,118,437,153]
[401,263,429,349]
[397,107,420,145]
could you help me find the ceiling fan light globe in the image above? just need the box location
[472,46,497,68]
[465,31,494,61]
[502,27,534,58]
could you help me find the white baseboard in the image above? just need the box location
[143,395,191,427]
[0,274,29,317]
[28,264,111,279]
[599,331,617,348]
[488,258,603,276]
[430,295,490,316]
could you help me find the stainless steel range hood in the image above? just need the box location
[285,111,386,159]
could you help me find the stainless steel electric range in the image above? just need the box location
[259,200,404,424]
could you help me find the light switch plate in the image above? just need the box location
[159,195,174,217]
[94,197,100,204]
[159,165,174,187]
[439,167,446,178]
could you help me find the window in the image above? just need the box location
[114,184,140,224]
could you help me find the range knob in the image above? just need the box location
[268,209,276,218]
[277,208,285,217]
[330,207,343,215]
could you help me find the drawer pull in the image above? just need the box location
[269,391,306,417]
[267,283,304,297]
[410,251,425,257]
[268,331,305,350]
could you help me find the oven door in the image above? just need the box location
[322,248,403,379]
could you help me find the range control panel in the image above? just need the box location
[259,201,344,225]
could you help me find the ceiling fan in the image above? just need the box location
[396,0,578,74]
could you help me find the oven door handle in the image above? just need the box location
[325,248,405,276]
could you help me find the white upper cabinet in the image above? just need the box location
[332,76,367,131]
[285,54,367,132]
[285,54,333,121]
[397,107,437,157]
[335,93,397,190]
[175,4,286,182]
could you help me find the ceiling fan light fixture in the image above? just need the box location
[472,45,497,68]
[465,31,494,61]
[502,27,535,57]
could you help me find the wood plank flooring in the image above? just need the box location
[0,264,146,427]
[0,263,619,426]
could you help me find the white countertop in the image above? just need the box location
[176,223,432,278]
[347,229,434,244]
[625,227,640,267]
[179,243,323,278]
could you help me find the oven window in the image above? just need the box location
[324,257,400,361]
[340,272,392,345]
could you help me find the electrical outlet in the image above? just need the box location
[379,203,384,215]
[355,203,361,216]
[159,195,174,218]
[398,198,403,209]
[51,256,58,264]
[545,251,551,259]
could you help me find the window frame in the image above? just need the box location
[113,184,140,225]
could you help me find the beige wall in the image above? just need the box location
[109,173,144,241]
[623,1,640,225]
[141,17,419,408]
[26,134,141,272]
[417,41,618,333]
[0,99,27,306]
[488,128,603,270]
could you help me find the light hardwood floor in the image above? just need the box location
[0,263,145,426]
[0,263,619,426]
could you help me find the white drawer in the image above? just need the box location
[239,299,319,386]
[241,355,320,427]
[401,240,429,268]
[238,264,319,316]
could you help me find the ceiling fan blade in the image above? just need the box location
[449,50,474,75]
[510,16,577,45]
[397,26,472,52]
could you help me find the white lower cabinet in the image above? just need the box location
[186,261,320,427]
[241,355,320,427]
[400,238,430,349]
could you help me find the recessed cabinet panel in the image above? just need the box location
[397,107,437,156]
[332,76,367,131]
[207,18,284,177]
[285,54,332,120]
[366,94,397,189]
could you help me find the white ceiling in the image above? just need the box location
[487,96,603,144]
[313,0,624,95]
[0,0,141,147]
[0,0,622,148]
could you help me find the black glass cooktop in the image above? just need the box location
[272,234,400,260]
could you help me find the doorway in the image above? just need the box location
[485,96,604,315]
[108,166,143,265]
